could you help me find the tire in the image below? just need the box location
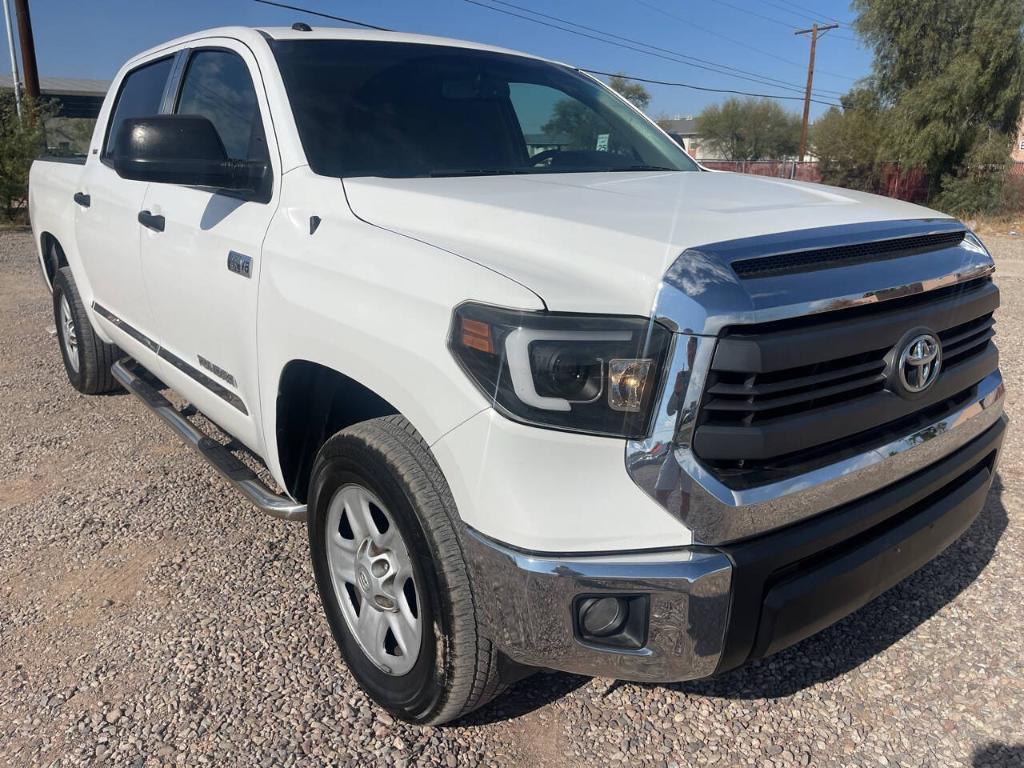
[307,415,504,725]
[52,267,120,394]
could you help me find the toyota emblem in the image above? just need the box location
[898,333,942,393]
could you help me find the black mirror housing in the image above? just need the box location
[112,115,269,198]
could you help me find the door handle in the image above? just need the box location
[138,210,165,232]
[73,192,90,207]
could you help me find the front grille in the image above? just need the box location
[694,277,999,485]
[940,312,996,367]
[730,230,966,279]
[702,348,889,424]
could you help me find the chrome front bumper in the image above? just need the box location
[463,528,733,682]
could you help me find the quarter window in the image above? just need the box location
[103,56,174,158]
[175,50,268,163]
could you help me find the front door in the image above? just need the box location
[139,42,279,452]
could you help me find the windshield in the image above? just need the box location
[271,40,699,178]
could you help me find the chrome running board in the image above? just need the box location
[111,358,307,522]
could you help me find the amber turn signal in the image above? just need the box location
[460,317,494,354]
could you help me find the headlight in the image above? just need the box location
[449,302,672,438]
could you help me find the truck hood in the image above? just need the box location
[342,170,949,318]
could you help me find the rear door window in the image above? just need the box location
[103,57,174,158]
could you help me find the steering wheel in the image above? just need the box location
[529,149,562,167]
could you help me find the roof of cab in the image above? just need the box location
[124,25,558,68]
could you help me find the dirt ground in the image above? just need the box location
[1,228,1022,767]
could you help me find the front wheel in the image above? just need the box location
[307,415,505,724]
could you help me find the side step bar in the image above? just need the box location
[112,359,307,522]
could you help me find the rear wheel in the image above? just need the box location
[52,267,120,394]
[307,415,504,724]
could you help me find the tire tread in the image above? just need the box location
[317,415,504,724]
[53,267,120,394]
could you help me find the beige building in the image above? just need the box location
[1014,114,1024,162]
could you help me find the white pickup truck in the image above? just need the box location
[29,25,1006,724]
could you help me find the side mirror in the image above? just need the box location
[112,115,268,195]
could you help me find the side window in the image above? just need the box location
[103,57,174,158]
[175,50,268,162]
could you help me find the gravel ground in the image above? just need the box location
[1,227,1022,768]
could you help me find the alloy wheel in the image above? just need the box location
[324,484,422,675]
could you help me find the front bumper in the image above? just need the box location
[465,415,1005,682]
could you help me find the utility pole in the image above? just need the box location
[1,0,20,117]
[794,22,838,162]
[12,0,37,102]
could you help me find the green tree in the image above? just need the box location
[541,75,651,154]
[932,132,1015,216]
[608,74,651,111]
[542,100,612,152]
[45,117,97,156]
[696,97,801,160]
[0,94,54,222]
[812,89,887,192]
[853,0,1024,204]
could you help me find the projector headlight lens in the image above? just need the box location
[449,303,672,438]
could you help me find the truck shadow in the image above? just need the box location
[457,670,589,726]
[462,475,1007,724]
[669,474,1008,701]
[972,742,1024,768]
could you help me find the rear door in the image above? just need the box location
[138,41,279,451]
[75,54,175,361]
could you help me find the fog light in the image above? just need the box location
[579,596,629,637]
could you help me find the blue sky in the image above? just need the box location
[15,0,872,119]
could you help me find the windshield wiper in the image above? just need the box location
[602,165,679,172]
[425,165,679,177]
[427,168,534,177]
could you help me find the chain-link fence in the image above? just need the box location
[696,160,932,203]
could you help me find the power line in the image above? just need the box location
[465,0,841,101]
[706,0,795,29]
[772,0,848,26]
[580,68,841,106]
[476,0,830,94]
[633,0,854,85]
[252,0,391,30]
[248,0,841,107]
[761,0,820,24]
[708,0,862,43]
[762,0,856,33]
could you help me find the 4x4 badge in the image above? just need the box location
[227,250,252,278]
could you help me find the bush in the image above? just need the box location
[1004,174,1024,216]
[0,93,54,223]
[932,133,1015,216]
